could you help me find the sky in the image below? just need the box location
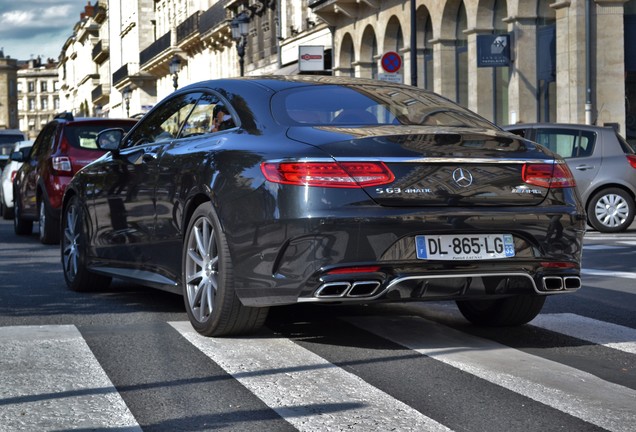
[0,0,90,61]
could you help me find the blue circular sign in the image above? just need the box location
[381,51,402,73]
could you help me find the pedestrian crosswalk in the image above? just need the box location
[1,314,634,432]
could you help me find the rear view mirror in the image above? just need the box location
[9,150,25,163]
[97,129,125,151]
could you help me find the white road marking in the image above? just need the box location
[170,321,452,432]
[583,245,626,250]
[531,313,636,355]
[581,268,636,279]
[0,325,140,432]
[345,315,636,432]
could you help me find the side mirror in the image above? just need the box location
[97,128,125,151]
[9,150,25,163]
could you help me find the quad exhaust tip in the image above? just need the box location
[314,281,382,298]
[542,276,581,291]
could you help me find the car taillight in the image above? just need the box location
[261,161,395,188]
[52,156,72,173]
[627,155,636,169]
[10,170,17,183]
[522,162,576,188]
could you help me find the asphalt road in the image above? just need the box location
[0,218,635,432]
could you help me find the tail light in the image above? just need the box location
[10,171,17,183]
[626,154,636,169]
[52,156,72,173]
[261,161,395,188]
[522,162,576,188]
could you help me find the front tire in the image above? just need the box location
[61,195,111,292]
[587,188,635,233]
[456,295,546,326]
[182,202,268,336]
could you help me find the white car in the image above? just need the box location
[0,140,33,219]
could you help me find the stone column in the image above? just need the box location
[505,15,539,124]
[552,0,587,123]
[594,0,628,133]
[466,29,495,121]
[431,38,457,101]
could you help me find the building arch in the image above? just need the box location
[338,32,355,77]
[384,15,405,53]
[416,5,434,91]
[360,25,379,79]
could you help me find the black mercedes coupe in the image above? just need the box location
[60,76,586,336]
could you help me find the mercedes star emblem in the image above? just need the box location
[452,168,473,187]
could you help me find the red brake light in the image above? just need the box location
[10,171,17,183]
[522,163,576,188]
[261,161,395,188]
[327,266,382,274]
[627,155,636,169]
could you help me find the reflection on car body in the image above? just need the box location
[61,76,586,337]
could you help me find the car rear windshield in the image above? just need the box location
[0,135,25,156]
[271,84,495,129]
[65,124,133,150]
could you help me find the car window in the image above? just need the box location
[271,84,495,129]
[180,93,219,137]
[31,124,57,159]
[64,124,136,151]
[535,128,596,158]
[123,92,201,148]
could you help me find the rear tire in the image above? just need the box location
[39,199,60,244]
[1,201,13,220]
[61,195,111,292]
[182,202,268,336]
[13,195,32,235]
[456,295,546,326]
[587,188,635,233]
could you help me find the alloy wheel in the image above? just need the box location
[594,193,630,229]
[62,203,80,281]
[184,215,219,324]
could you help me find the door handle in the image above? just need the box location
[575,164,594,171]
[142,152,158,163]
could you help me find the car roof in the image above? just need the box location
[179,75,430,93]
[502,123,615,132]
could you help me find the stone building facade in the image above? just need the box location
[310,0,636,141]
[53,0,636,144]
[16,58,60,139]
[0,51,19,130]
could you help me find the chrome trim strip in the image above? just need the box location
[298,272,578,303]
[267,157,556,165]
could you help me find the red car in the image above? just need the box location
[12,113,137,244]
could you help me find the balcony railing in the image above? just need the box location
[92,40,109,63]
[140,31,171,66]
[177,11,200,44]
[199,0,230,35]
[112,64,129,86]
[91,84,110,102]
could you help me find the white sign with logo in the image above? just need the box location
[299,45,324,72]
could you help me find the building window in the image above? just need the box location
[41,81,48,92]
[54,97,60,110]
[41,97,48,110]
[28,81,35,93]
[29,98,36,111]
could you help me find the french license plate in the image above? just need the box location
[415,234,515,260]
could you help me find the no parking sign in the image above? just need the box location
[379,51,403,83]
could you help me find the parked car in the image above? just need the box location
[0,129,27,171]
[12,114,137,244]
[503,123,636,232]
[0,140,33,219]
[61,76,585,337]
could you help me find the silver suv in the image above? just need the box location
[504,123,636,232]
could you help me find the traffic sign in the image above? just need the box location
[381,51,402,73]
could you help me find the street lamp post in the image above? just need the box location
[169,55,182,90]
[231,12,250,77]
[122,86,132,117]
